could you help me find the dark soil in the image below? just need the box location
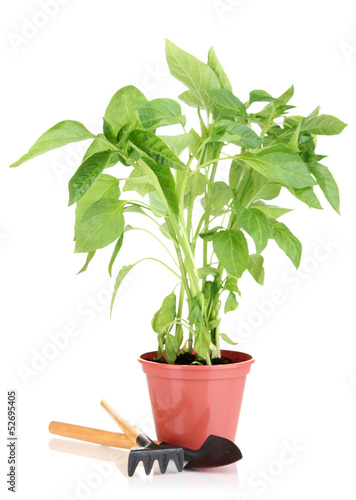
[153,352,236,365]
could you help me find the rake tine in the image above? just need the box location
[128,454,140,477]
[173,450,184,472]
[143,455,154,475]
[158,453,169,474]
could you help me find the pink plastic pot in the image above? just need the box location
[138,350,254,449]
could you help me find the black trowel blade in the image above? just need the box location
[164,435,242,470]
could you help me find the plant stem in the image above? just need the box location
[139,257,181,279]
[186,144,207,244]
[175,282,185,344]
[126,200,153,211]
[190,152,239,174]
[175,159,201,298]
[125,204,161,227]
[94,135,120,151]
[129,227,179,268]
[214,322,221,357]
[166,219,193,302]
[202,160,219,288]
[191,213,206,251]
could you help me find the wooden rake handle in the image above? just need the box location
[48,421,161,449]
[100,399,145,445]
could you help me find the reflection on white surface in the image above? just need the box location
[131,462,240,496]
[49,438,130,476]
[49,438,240,496]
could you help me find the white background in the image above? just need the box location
[1,0,356,498]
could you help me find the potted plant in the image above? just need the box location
[10,40,346,449]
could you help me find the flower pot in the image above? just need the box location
[138,349,254,449]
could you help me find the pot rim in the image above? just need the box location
[138,349,255,370]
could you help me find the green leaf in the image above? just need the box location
[298,131,317,157]
[208,89,246,118]
[138,98,186,129]
[75,174,120,228]
[250,200,292,218]
[224,291,238,313]
[123,206,146,216]
[103,118,117,144]
[104,85,147,136]
[287,121,301,152]
[178,90,202,108]
[77,251,96,275]
[165,334,178,364]
[117,121,141,155]
[248,89,274,106]
[229,159,247,190]
[197,266,219,279]
[188,128,203,155]
[207,47,232,92]
[129,129,186,171]
[288,186,323,209]
[199,227,221,241]
[10,120,94,168]
[309,162,340,214]
[156,334,165,359]
[184,171,205,207]
[271,221,302,268]
[239,145,316,189]
[211,230,249,279]
[68,151,120,206]
[277,85,295,104]
[149,190,167,217]
[220,333,238,345]
[159,130,199,156]
[200,140,223,166]
[208,319,221,331]
[251,177,282,202]
[165,39,221,109]
[210,341,219,359]
[283,115,305,130]
[247,254,265,285]
[83,134,117,161]
[152,292,177,334]
[306,106,321,119]
[301,114,347,135]
[235,202,271,254]
[108,233,124,277]
[211,120,262,149]
[140,157,179,219]
[247,173,282,204]
[254,85,294,121]
[188,294,204,325]
[202,280,219,301]
[194,325,211,360]
[74,199,125,253]
[224,276,240,294]
[123,169,154,197]
[229,161,282,207]
[202,181,233,216]
[110,263,136,316]
[159,222,172,240]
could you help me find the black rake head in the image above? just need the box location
[128,444,184,477]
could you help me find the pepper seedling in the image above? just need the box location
[11,39,346,365]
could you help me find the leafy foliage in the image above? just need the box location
[11,40,346,365]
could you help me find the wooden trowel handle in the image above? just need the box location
[100,399,145,445]
[49,421,160,449]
